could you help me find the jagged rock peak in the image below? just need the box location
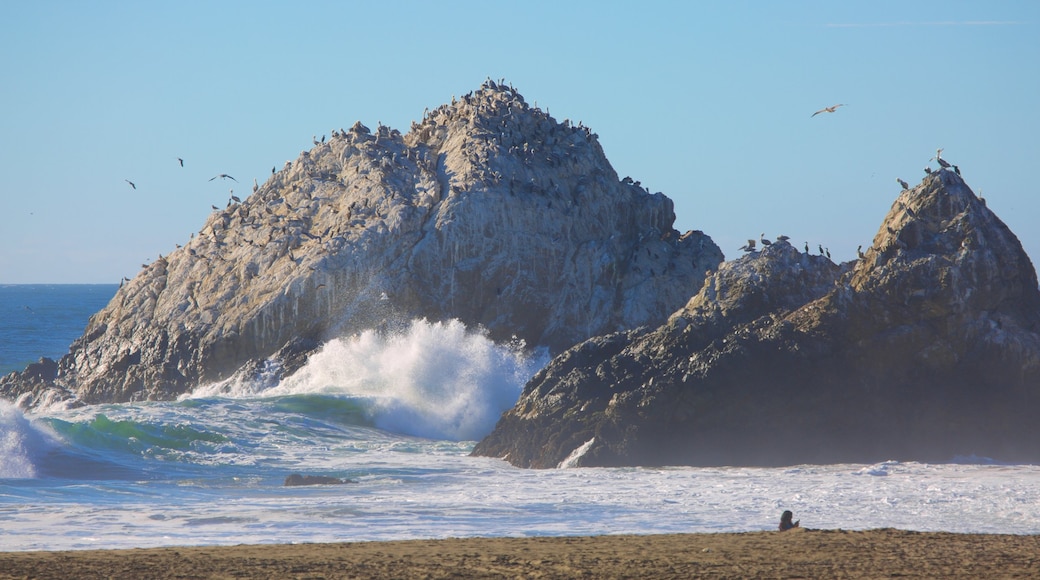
[851,169,1040,327]
[474,167,1040,468]
[0,81,723,409]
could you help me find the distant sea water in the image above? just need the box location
[1,284,1039,552]
[0,284,117,375]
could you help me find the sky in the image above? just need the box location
[1,1,1037,284]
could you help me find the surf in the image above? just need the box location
[185,318,548,441]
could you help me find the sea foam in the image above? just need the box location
[190,319,548,441]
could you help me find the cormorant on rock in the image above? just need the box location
[924,167,933,175]
[811,103,845,117]
[897,178,909,190]
[953,165,961,175]
[804,242,809,253]
[857,245,865,259]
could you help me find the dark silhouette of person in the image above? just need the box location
[779,510,800,531]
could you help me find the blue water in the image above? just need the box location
[1,285,1039,552]
[0,284,117,375]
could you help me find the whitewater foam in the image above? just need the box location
[187,319,548,441]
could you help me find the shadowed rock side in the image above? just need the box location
[0,81,723,408]
[473,170,1040,467]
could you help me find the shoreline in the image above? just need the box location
[2,529,1039,579]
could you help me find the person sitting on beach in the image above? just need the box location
[778,510,799,531]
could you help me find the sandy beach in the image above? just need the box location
[2,528,1038,579]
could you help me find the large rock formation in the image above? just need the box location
[1,81,722,408]
[473,169,1040,467]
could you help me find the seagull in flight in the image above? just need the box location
[125,179,136,189]
[178,157,184,167]
[811,104,846,117]
[209,174,237,182]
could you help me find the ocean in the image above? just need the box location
[1,284,1039,552]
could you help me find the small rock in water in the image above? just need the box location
[283,473,354,486]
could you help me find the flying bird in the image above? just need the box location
[178,157,184,167]
[811,104,845,117]
[125,179,136,189]
[209,174,237,182]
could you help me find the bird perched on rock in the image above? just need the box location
[897,178,909,190]
[811,103,845,117]
[739,239,757,252]
[760,233,772,246]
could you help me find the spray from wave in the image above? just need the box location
[0,401,61,478]
[189,319,548,441]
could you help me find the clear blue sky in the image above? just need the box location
[2,1,1037,283]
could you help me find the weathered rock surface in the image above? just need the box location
[0,81,722,408]
[473,169,1040,467]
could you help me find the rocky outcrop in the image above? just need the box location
[0,81,722,408]
[473,169,1040,467]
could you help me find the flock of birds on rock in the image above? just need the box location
[745,146,970,264]
[739,234,832,260]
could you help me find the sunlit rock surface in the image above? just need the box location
[1,81,722,407]
[473,170,1040,467]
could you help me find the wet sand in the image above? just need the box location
[2,528,1038,578]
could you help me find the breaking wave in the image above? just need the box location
[188,319,548,441]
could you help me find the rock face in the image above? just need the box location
[473,169,1040,467]
[0,81,722,408]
